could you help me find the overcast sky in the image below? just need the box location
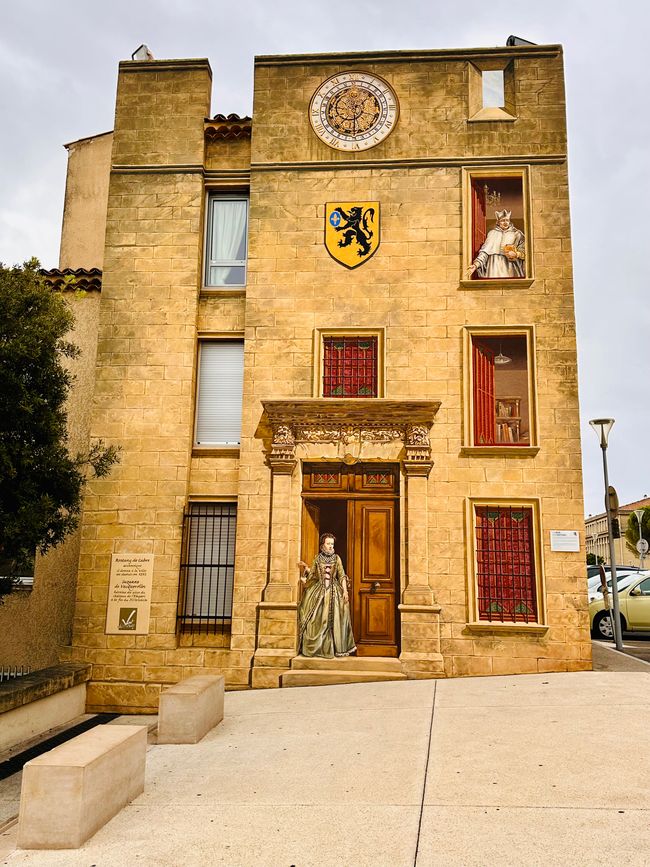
[1,0,648,519]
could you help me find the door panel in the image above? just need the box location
[352,499,397,656]
[301,501,320,598]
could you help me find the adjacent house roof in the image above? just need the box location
[205,113,252,140]
[40,268,102,292]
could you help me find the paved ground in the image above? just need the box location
[2,655,649,866]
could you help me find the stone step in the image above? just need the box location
[281,669,407,688]
[290,655,402,673]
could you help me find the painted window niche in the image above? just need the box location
[466,499,546,632]
[461,167,533,288]
[313,328,384,398]
[177,501,236,634]
[463,327,539,455]
[468,60,515,122]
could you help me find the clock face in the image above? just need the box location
[309,72,399,152]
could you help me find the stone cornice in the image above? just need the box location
[263,399,440,426]
[118,58,212,77]
[261,399,440,474]
[251,154,565,174]
[254,45,561,66]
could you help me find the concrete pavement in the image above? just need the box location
[2,664,649,866]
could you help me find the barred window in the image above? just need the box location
[177,502,236,634]
[323,336,378,397]
[475,505,537,623]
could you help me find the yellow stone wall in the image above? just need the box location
[67,45,590,711]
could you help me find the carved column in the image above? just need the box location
[399,424,444,677]
[402,424,434,605]
[253,424,298,688]
[264,424,297,603]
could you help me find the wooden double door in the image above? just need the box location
[301,464,399,657]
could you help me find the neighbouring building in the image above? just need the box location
[11,41,592,711]
[585,496,650,566]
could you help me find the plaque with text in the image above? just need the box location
[549,530,580,553]
[105,554,154,634]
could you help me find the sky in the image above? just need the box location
[1,0,648,519]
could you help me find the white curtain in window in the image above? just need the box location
[209,199,247,284]
[195,341,244,445]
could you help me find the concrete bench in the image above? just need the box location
[18,724,147,849]
[157,674,224,744]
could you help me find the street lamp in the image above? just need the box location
[589,418,623,650]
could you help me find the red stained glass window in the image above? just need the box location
[323,336,378,398]
[475,505,537,622]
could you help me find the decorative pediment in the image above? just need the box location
[261,399,441,475]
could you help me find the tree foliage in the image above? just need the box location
[0,260,118,597]
[586,552,604,566]
[624,507,650,558]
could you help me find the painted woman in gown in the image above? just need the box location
[297,533,356,658]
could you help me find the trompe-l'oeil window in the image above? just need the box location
[323,336,378,397]
[465,327,538,452]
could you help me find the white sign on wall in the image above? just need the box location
[549,530,580,553]
[105,554,154,635]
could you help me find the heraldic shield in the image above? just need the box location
[325,202,380,269]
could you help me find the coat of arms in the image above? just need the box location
[324,202,380,269]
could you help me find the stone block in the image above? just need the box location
[157,674,224,744]
[17,724,146,849]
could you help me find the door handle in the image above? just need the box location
[370,581,381,594]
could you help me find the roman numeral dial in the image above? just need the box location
[309,72,399,152]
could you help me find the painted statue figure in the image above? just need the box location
[297,533,356,658]
[466,208,525,279]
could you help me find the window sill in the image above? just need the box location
[192,446,241,458]
[468,108,517,123]
[466,621,549,636]
[460,446,539,458]
[459,278,534,290]
[200,287,246,297]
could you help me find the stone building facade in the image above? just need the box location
[585,496,650,567]
[51,44,590,712]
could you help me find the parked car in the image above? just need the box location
[587,569,640,601]
[587,564,639,581]
[589,571,650,639]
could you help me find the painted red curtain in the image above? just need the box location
[323,337,378,397]
[472,339,495,445]
[475,506,537,622]
[471,179,487,267]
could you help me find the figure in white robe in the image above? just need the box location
[467,209,525,279]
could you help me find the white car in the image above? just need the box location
[587,569,640,602]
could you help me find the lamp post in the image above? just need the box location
[589,418,623,650]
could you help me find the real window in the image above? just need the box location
[464,326,538,452]
[205,194,248,288]
[462,167,532,285]
[314,328,384,398]
[0,552,34,589]
[194,341,244,446]
[473,504,539,623]
[177,502,236,634]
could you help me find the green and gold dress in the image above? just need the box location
[298,551,356,658]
